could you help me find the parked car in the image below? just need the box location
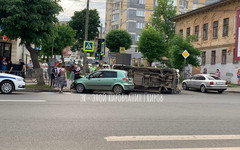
[182,74,227,93]
[0,73,25,94]
[71,70,134,94]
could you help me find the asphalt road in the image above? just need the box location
[0,90,240,150]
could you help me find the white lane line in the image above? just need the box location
[0,100,46,102]
[105,135,240,142]
[123,148,240,150]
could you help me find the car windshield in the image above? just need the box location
[207,76,221,80]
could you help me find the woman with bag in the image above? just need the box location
[58,64,67,93]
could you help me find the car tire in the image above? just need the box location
[0,81,14,94]
[200,85,207,93]
[218,90,223,93]
[76,84,85,93]
[182,83,189,90]
[113,85,123,95]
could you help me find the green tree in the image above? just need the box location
[151,0,176,42]
[0,0,62,85]
[41,24,76,64]
[69,9,100,51]
[168,35,201,71]
[137,27,167,64]
[105,29,132,52]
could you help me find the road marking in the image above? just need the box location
[0,100,46,102]
[123,148,240,150]
[105,135,240,142]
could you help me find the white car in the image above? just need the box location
[0,73,25,94]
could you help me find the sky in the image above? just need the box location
[58,0,106,25]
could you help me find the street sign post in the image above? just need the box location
[182,50,190,79]
[83,41,94,52]
[120,47,125,53]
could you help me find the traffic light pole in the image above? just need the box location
[83,0,90,75]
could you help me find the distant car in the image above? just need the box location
[71,70,134,94]
[182,74,227,93]
[0,73,25,94]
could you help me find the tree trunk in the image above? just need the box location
[61,50,65,66]
[25,42,45,85]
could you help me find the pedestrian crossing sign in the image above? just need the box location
[83,41,94,52]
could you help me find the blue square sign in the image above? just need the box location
[83,41,94,52]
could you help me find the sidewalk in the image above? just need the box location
[226,86,240,93]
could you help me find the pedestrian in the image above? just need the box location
[41,60,49,81]
[18,59,25,78]
[58,64,67,93]
[69,64,75,82]
[55,63,62,88]
[1,57,8,73]
[50,66,57,87]
[73,65,81,80]
[27,60,33,78]
[203,68,207,74]
[237,69,240,85]
[215,69,221,78]
[7,60,13,74]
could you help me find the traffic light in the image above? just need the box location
[95,53,100,60]
[97,39,105,53]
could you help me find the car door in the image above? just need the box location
[84,71,102,90]
[194,75,206,89]
[98,71,118,90]
[188,75,197,88]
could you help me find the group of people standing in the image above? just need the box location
[202,68,221,78]
[0,57,13,73]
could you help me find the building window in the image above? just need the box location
[136,10,145,17]
[186,27,190,37]
[0,42,12,61]
[195,25,199,41]
[135,35,140,41]
[202,51,206,65]
[233,48,238,64]
[223,18,229,37]
[112,14,119,21]
[113,3,119,10]
[138,0,145,4]
[222,49,227,64]
[112,25,118,29]
[211,50,216,65]
[179,29,183,35]
[136,22,144,29]
[203,23,208,41]
[213,21,218,38]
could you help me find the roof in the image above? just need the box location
[171,0,234,21]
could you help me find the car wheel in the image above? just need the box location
[76,84,85,93]
[182,83,189,90]
[0,81,14,94]
[218,90,223,93]
[200,85,207,93]
[113,85,123,95]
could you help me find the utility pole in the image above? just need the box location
[83,0,90,75]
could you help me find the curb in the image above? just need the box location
[21,89,71,93]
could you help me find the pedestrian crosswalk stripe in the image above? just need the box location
[0,100,46,102]
[123,148,240,150]
[105,135,240,142]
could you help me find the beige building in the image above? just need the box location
[172,0,240,83]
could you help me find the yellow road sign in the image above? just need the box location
[120,47,125,53]
[182,50,190,59]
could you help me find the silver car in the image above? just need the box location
[182,74,227,93]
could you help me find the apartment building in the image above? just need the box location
[105,0,157,53]
[174,0,220,14]
[171,0,240,83]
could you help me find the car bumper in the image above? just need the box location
[16,81,26,90]
[206,86,227,90]
[123,84,135,91]
[70,82,76,90]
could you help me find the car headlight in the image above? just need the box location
[17,78,23,81]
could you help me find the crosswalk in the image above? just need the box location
[105,135,240,150]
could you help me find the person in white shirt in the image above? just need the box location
[41,60,49,81]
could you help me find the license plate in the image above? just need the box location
[216,82,224,85]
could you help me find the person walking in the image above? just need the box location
[69,64,75,82]
[237,69,240,85]
[215,69,221,78]
[55,63,62,88]
[7,60,13,74]
[73,65,81,80]
[27,60,33,78]
[1,57,8,73]
[58,64,67,93]
[50,66,57,87]
[18,59,25,78]
[41,60,49,81]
